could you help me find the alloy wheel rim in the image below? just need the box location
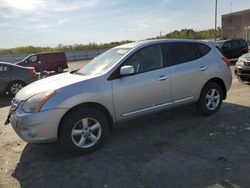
[58,67,63,72]
[205,89,220,110]
[10,83,23,94]
[71,118,102,148]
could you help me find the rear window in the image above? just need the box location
[194,43,211,57]
[166,42,198,66]
[239,40,247,47]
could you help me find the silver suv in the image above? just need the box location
[6,39,232,154]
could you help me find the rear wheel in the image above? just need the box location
[56,66,63,73]
[7,81,25,96]
[59,107,109,155]
[196,82,223,115]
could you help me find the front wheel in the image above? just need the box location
[196,82,223,116]
[7,81,25,96]
[59,107,109,155]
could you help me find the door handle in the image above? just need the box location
[200,66,208,71]
[0,75,7,78]
[156,75,168,81]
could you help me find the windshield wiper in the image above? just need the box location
[71,70,87,76]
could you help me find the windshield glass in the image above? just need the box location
[20,54,33,62]
[215,41,225,48]
[77,48,131,76]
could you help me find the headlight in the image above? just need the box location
[237,59,245,66]
[23,91,55,113]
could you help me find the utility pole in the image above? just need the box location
[214,0,218,41]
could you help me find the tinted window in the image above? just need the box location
[194,43,211,57]
[166,42,198,66]
[0,65,9,72]
[124,44,163,73]
[239,40,247,47]
[232,40,241,48]
[223,41,232,48]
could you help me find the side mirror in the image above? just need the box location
[120,65,135,76]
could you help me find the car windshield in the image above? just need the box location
[77,48,131,76]
[21,55,32,62]
[215,41,225,48]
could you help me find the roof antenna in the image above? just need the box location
[230,1,233,13]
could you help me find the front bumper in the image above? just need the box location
[235,65,250,79]
[9,102,67,143]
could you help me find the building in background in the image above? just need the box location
[222,9,250,41]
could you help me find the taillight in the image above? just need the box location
[222,57,230,67]
[28,68,36,76]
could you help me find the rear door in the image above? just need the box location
[164,42,209,105]
[112,44,171,119]
[0,65,11,93]
[222,41,234,58]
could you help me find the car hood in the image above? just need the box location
[240,53,250,62]
[16,72,92,101]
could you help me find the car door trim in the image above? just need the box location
[121,102,172,117]
[173,96,193,103]
[121,96,193,117]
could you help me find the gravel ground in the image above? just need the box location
[0,61,250,188]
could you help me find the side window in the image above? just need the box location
[4,66,9,71]
[232,40,240,48]
[124,44,163,73]
[0,65,9,72]
[194,43,211,57]
[28,55,37,63]
[166,42,198,66]
[223,41,232,49]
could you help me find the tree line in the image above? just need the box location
[0,28,221,55]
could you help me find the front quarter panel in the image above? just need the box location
[41,75,115,121]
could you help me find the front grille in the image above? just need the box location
[241,69,250,74]
[10,99,20,111]
[245,61,250,66]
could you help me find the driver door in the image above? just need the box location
[111,44,171,120]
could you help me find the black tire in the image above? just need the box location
[59,107,109,155]
[196,82,223,116]
[56,66,63,73]
[7,81,26,96]
[237,76,246,83]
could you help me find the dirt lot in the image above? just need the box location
[0,61,250,188]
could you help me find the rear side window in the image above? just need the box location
[194,43,211,57]
[166,42,198,66]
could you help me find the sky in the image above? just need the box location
[0,0,250,48]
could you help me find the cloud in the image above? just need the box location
[58,19,70,25]
[139,23,150,28]
[53,6,80,12]
[0,0,45,11]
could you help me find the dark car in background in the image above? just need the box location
[0,62,37,96]
[212,39,248,59]
[235,53,250,82]
[16,52,68,73]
